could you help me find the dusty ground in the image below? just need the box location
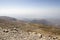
[0,27,60,40]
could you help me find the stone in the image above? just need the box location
[3,29,9,33]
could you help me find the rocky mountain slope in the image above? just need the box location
[0,27,60,40]
[0,16,60,40]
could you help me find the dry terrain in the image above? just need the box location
[0,16,60,40]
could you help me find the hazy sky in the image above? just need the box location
[0,0,60,19]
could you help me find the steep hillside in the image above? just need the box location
[0,16,60,35]
[0,16,60,40]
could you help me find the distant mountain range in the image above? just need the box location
[0,16,17,22]
[18,18,60,26]
[0,16,27,24]
[30,19,53,25]
[0,16,60,26]
[30,19,60,26]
